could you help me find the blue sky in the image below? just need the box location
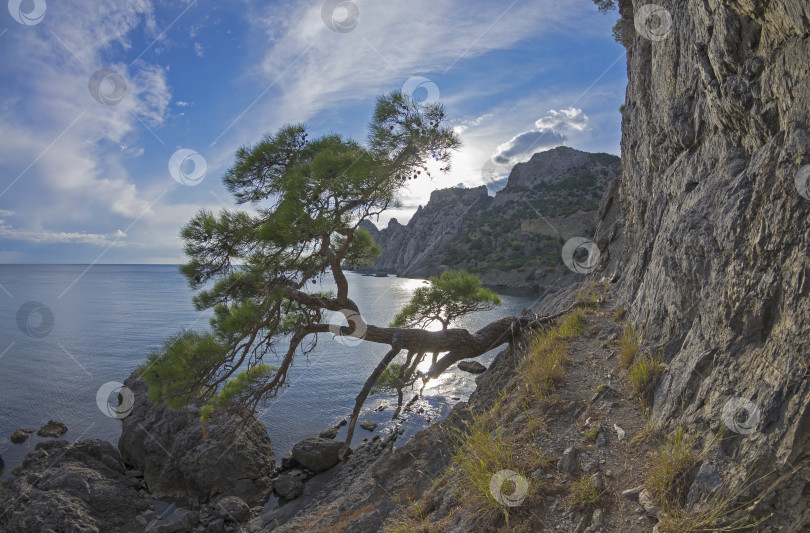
[0,0,625,264]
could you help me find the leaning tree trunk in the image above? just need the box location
[335,301,586,454]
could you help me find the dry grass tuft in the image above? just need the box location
[646,425,697,502]
[618,322,640,368]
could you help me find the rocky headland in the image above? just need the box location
[358,146,621,292]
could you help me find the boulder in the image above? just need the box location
[359,421,377,432]
[291,438,344,473]
[280,451,298,470]
[0,439,151,532]
[215,495,251,522]
[457,361,487,374]
[274,472,305,500]
[686,462,723,506]
[118,372,274,506]
[36,420,67,438]
[35,439,69,453]
[156,509,192,533]
[318,426,340,439]
[9,428,33,444]
[557,446,577,475]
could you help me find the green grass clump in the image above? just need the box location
[584,424,600,442]
[557,308,586,339]
[569,476,603,509]
[522,333,570,400]
[451,414,529,518]
[628,350,665,407]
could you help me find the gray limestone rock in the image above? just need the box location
[118,372,274,506]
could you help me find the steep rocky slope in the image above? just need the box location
[361,147,621,291]
[590,0,810,528]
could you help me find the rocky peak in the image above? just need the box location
[426,184,489,205]
[361,147,620,288]
[505,146,596,189]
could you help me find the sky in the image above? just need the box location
[0,0,626,264]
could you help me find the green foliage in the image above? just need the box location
[370,363,404,395]
[336,227,381,267]
[592,0,616,13]
[612,18,623,43]
[140,330,229,408]
[451,412,529,517]
[618,323,640,368]
[181,91,459,293]
[390,269,501,329]
[200,364,277,422]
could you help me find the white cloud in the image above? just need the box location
[490,107,589,166]
[0,210,127,244]
[0,227,127,245]
[453,113,493,135]
[0,0,171,228]
[193,41,204,57]
[534,107,589,132]
[492,130,567,165]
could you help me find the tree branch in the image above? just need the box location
[341,345,401,458]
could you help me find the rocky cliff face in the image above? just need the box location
[118,373,275,507]
[363,185,491,275]
[362,146,621,291]
[592,0,809,527]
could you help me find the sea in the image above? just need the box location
[0,265,540,479]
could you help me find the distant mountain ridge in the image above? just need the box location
[359,146,621,292]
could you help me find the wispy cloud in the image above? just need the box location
[0,0,172,230]
[232,0,590,141]
[0,210,127,244]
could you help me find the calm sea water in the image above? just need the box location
[0,265,539,478]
